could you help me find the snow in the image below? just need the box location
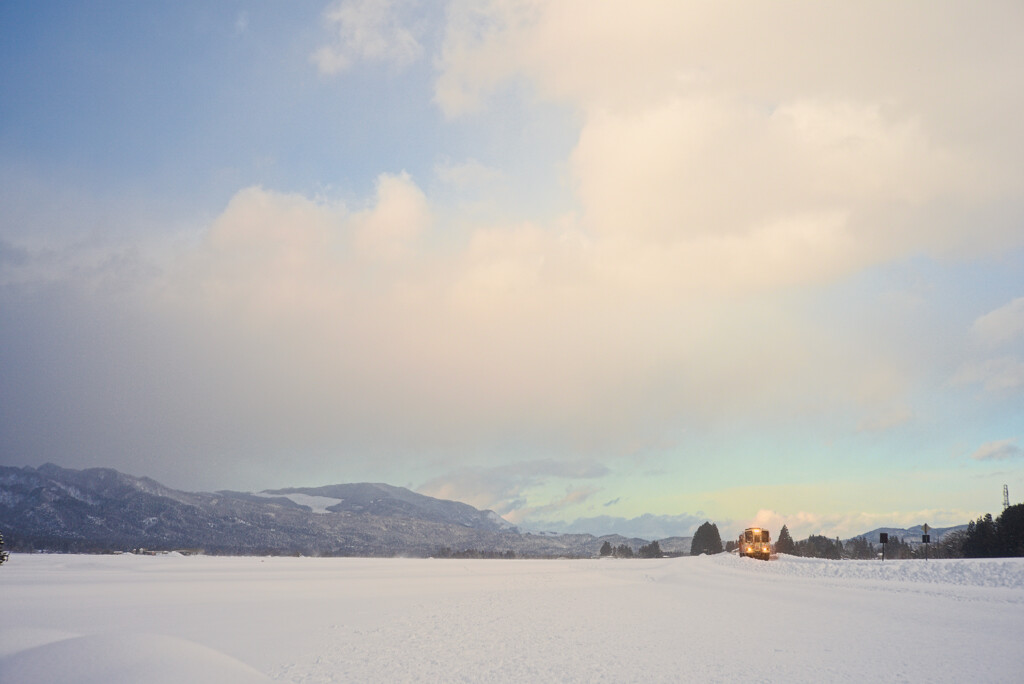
[0,633,272,684]
[1,553,1022,683]
[253,492,343,514]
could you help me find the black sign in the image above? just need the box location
[879,533,889,543]
[922,534,930,543]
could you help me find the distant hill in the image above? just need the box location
[655,536,693,555]
[854,525,968,544]
[7,464,962,558]
[0,464,646,558]
[261,482,515,532]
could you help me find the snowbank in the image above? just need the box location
[716,552,1024,589]
[0,632,271,684]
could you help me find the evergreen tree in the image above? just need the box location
[690,521,723,555]
[0,529,8,565]
[963,513,999,558]
[934,530,966,559]
[997,503,1024,557]
[775,525,796,555]
[794,534,841,559]
[637,541,662,558]
[599,541,613,557]
[888,535,912,559]
[845,536,874,559]
[615,544,634,558]
[960,503,1024,558]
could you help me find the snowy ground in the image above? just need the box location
[2,553,1022,683]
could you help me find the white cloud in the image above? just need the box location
[133,174,926,473]
[434,157,502,191]
[310,46,352,75]
[508,488,599,525]
[969,439,1024,462]
[530,513,706,539]
[312,0,422,75]
[437,0,1024,263]
[748,508,974,541]
[952,297,1024,394]
[972,297,1024,347]
[952,357,1024,394]
[572,97,956,247]
[0,155,982,497]
[351,172,431,262]
[417,460,609,520]
[7,2,1024,503]
[174,186,348,318]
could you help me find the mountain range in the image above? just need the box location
[0,464,969,557]
[0,464,653,557]
[857,525,968,544]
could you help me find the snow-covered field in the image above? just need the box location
[2,553,1022,683]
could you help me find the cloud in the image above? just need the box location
[351,172,431,261]
[746,508,974,542]
[417,460,609,521]
[951,357,1024,394]
[312,0,423,75]
[434,158,503,191]
[969,439,1024,462]
[436,0,1024,260]
[511,488,600,525]
[165,185,356,329]
[952,297,1024,394]
[5,1,1024,505]
[530,513,706,540]
[572,97,955,252]
[0,167,955,490]
[602,498,620,508]
[972,297,1024,347]
[951,295,1024,395]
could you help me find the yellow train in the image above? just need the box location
[739,527,772,560]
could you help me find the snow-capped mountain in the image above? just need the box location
[257,482,516,532]
[0,464,595,557]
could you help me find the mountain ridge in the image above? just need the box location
[259,482,516,532]
[853,525,968,544]
[0,464,617,557]
[1,464,968,556]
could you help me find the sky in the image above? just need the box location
[2,1,1023,541]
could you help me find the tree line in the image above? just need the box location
[772,524,969,560]
[596,521,728,558]
[6,504,1019,566]
[961,503,1024,557]
[432,548,518,559]
[769,503,1024,560]
[598,540,663,558]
